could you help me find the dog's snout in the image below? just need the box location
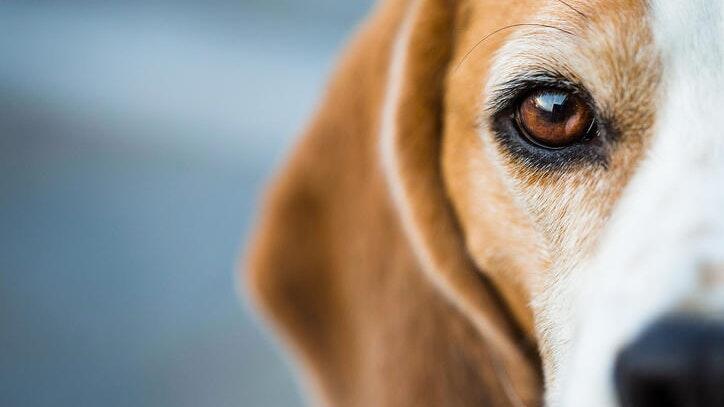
[614,316,724,407]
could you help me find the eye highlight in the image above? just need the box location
[516,89,594,148]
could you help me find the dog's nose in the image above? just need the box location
[614,316,724,407]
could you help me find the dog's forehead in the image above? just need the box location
[485,0,658,130]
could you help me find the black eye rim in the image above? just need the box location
[512,87,598,151]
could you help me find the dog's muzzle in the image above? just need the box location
[614,316,724,407]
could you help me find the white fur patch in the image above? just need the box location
[559,2,724,406]
[379,0,426,279]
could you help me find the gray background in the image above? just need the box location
[0,1,373,406]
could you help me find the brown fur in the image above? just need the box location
[245,0,659,405]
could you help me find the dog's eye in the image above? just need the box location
[516,89,594,148]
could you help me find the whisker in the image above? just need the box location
[553,0,588,19]
[454,23,575,73]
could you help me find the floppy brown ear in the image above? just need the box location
[378,0,543,402]
[245,1,542,406]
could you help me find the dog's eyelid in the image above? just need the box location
[485,72,586,117]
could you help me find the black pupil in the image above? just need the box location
[533,91,572,123]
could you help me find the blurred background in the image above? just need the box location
[0,1,372,406]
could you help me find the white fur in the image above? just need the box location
[379,0,426,281]
[559,2,724,406]
[483,2,724,405]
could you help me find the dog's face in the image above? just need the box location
[443,0,724,405]
[250,0,724,405]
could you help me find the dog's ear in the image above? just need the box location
[379,0,542,403]
[246,0,542,406]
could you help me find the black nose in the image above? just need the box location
[614,316,724,407]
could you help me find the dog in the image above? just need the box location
[245,1,724,406]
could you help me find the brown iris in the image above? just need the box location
[517,89,594,148]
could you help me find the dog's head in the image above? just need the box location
[248,1,724,406]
